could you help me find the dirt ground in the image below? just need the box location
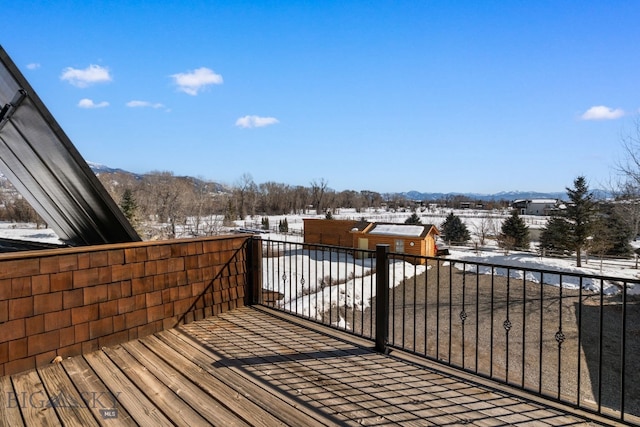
[335,259,640,421]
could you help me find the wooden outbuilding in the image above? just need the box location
[303,218,440,262]
[302,218,368,247]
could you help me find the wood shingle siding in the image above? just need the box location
[303,218,362,247]
[0,235,251,376]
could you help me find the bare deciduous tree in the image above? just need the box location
[615,119,640,239]
[233,173,257,221]
[140,171,193,239]
[310,178,329,215]
[472,215,497,247]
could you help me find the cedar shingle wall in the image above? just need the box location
[303,219,359,247]
[0,235,250,376]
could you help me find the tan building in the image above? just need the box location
[303,219,440,262]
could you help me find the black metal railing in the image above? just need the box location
[254,238,640,425]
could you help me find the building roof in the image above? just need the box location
[366,222,438,238]
[513,198,558,204]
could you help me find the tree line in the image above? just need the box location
[0,169,509,239]
[0,169,635,257]
[436,176,635,267]
[92,172,395,239]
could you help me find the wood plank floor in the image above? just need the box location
[1,306,610,426]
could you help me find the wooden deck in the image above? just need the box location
[0,306,609,426]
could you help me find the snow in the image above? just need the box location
[252,208,640,321]
[2,206,639,324]
[443,249,638,296]
[368,224,424,236]
[263,249,427,320]
[260,240,639,322]
[0,222,62,244]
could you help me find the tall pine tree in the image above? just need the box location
[119,189,138,229]
[565,176,596,267]
[441,212,470,244]
[539,215,572,256]
[499,210,530,251]
[590,204,633,257]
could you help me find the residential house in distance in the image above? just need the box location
[303,218,439,262]
[511,198,558,216]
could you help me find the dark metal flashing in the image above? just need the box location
[0,237,67,253]
[0,45,140,246]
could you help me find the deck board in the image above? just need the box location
[0,374,25,427]
[158,329,334,426]
[101,344,214,427]
[1,306,607,426]
[140,334,296,427]
[120,340,252,427]
[10,369,61,426]
[83,350,173,426]
[38,363,99,427]
[61,356,137,426]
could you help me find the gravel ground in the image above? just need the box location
[336,259,640,422]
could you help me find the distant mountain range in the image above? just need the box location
[85,162,609,201]
[399,189,612,202]
[87,162,144,179]
[399,190,567,202]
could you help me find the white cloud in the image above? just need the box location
[26,63,40,70]
[235,115,280,128]
[126,100,166,109]
[61,64,112,88]
[580,105,625,121]
[78,98,109,109]
[171,67,222,95]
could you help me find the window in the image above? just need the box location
[395,239,404,253]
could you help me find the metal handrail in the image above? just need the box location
[255,238,639,425]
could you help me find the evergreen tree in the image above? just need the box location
[499,210,530,251]
[441,212,470,244]
[605,208,634,256]
[590,204,633,257]
[223,200,236,226]
[279,218,289,233]
[539,215,572,256]
[261,217,270,230]
[119,189,138,226]
[405,212,421,225]
[565,176,596,267]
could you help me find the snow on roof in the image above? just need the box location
[514,198,557,204]
[529,199,558,204]
[368,224,425,237]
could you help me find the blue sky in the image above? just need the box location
[2,1,639,194]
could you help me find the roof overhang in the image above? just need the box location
[0,46,140,246]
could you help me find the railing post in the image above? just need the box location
[375,244,390,353]
[247,235,262,305]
